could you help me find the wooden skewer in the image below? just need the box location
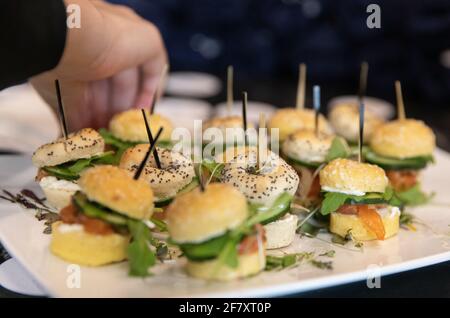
[358,103,365,163]
[141,109,162,169]
[358,61,369,104]
[195,164,205,192]
[313,85,320,137]
[150,64,169,115]
[227,65,234,115]
[395,80,406,120]
[134,127,163,180]
[242,91,248,147]
[296,63,306,109]
[54,80,68,139]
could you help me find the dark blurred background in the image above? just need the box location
[108,0,450,105]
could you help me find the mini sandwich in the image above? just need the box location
[267,108,333,142]
[166,183,266,281]
[366,119,435,205]
[282,129,350,205]
[319,158,400,241]
[329,103,384,144]
[99,109,174,159]
[219,146,299,249]
[119,144,197,208]
[51,165,155,274]
[32,128,113,210]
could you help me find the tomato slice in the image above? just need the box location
[336,204,359,215]
[357,205,385,240]
[386,170,418,192]
[238,224,265,255]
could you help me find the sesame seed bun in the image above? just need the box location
[370,119,436,159]
[186,248,265,281]
[320,158,388,194]
[282,129,335,163]
[166,183,248,243]
[329,103,384,143]
[267,108,333,142]
[119,144,195,200]
[78,165,154,220]
[32,128,104,168]
[50,221,129,266]
[220,147,299,206]
[264,213,298,249]
[330,207,400,241]
[109,109,173,143]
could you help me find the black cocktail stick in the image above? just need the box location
[134,127,163,180]
[54,80,68,138]
[141,109,161,169]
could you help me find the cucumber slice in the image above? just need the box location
[287,157,322,169]
[365,150,432,170]
[178,232,230,261]
[73,192,129,225]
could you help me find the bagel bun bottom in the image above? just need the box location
[186,249,265,281]
[330,212,399,241]
[264,213,298,249]
[39,177,80,211]
[50,221,129,266]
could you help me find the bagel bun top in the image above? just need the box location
[78,165,154,220]
[267,108,333,142]
[109,109,173,142]
[370,119,435,159]
[119,144,195,200]
[282,129,335,163]
[166,183,248,243]
[320,158,388,194]
[220,146,299,206]
[329,103,384,143]
[32,128,104,168]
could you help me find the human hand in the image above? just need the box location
[30,0,167,132]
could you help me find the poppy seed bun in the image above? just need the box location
[330,207,400,241]
[109,109,173,142]
[370,119,435,159]
[220,147,299,206]
[119,144,195,200]
[32,128,104,168]
[50,221,129,266]
[186,248,265,281]
[282,129,335,163]
[329,103,384,143]
[320,158,388,194]
[166,183,248,243]
[78,165,154,220]
[267,108,333,141]
[264,213,298,249]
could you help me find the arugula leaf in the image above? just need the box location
[201,159,224,179]
[320,192,349,215]
[325,137,351,162]
[127,219,156,277]
[320,190,391,215]
[394,184,433,206]
[265,252,315,271]
[44,151,115,180]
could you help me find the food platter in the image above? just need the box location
[1,150,449,298]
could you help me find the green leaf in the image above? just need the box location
[320,192,349,215]
[325,137,351,162]
[201,159,224,179]
[127,220,156,277]
[331,234,349,245]
[394,184,433,206]
[245,192,293,226]
[150,217,167,232]
[365,149,434,170]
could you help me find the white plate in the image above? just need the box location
[0,258,46,296]
[0,152,450,298]
[214,101,276,125]
[166,72,221,98]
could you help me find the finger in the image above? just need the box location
[109,67,139,112]
[88,79,110,128]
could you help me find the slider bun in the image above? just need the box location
[186,249,265,281]
[264,213,297,249]
[220,147,299,206]
[370,119,436,159]
[39,176,80,211]
[330,211,399,241]
[202,116,254,144]
[267,108,333,141]
[78,165,154,220]
[282,129,335,163]
[50,221,129,266]
[109,109,173,142]
[329,103,384,143]
[32,128,104,168]
[119,144,195,200]
[320,158,388,193]
[166,183,248,243]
